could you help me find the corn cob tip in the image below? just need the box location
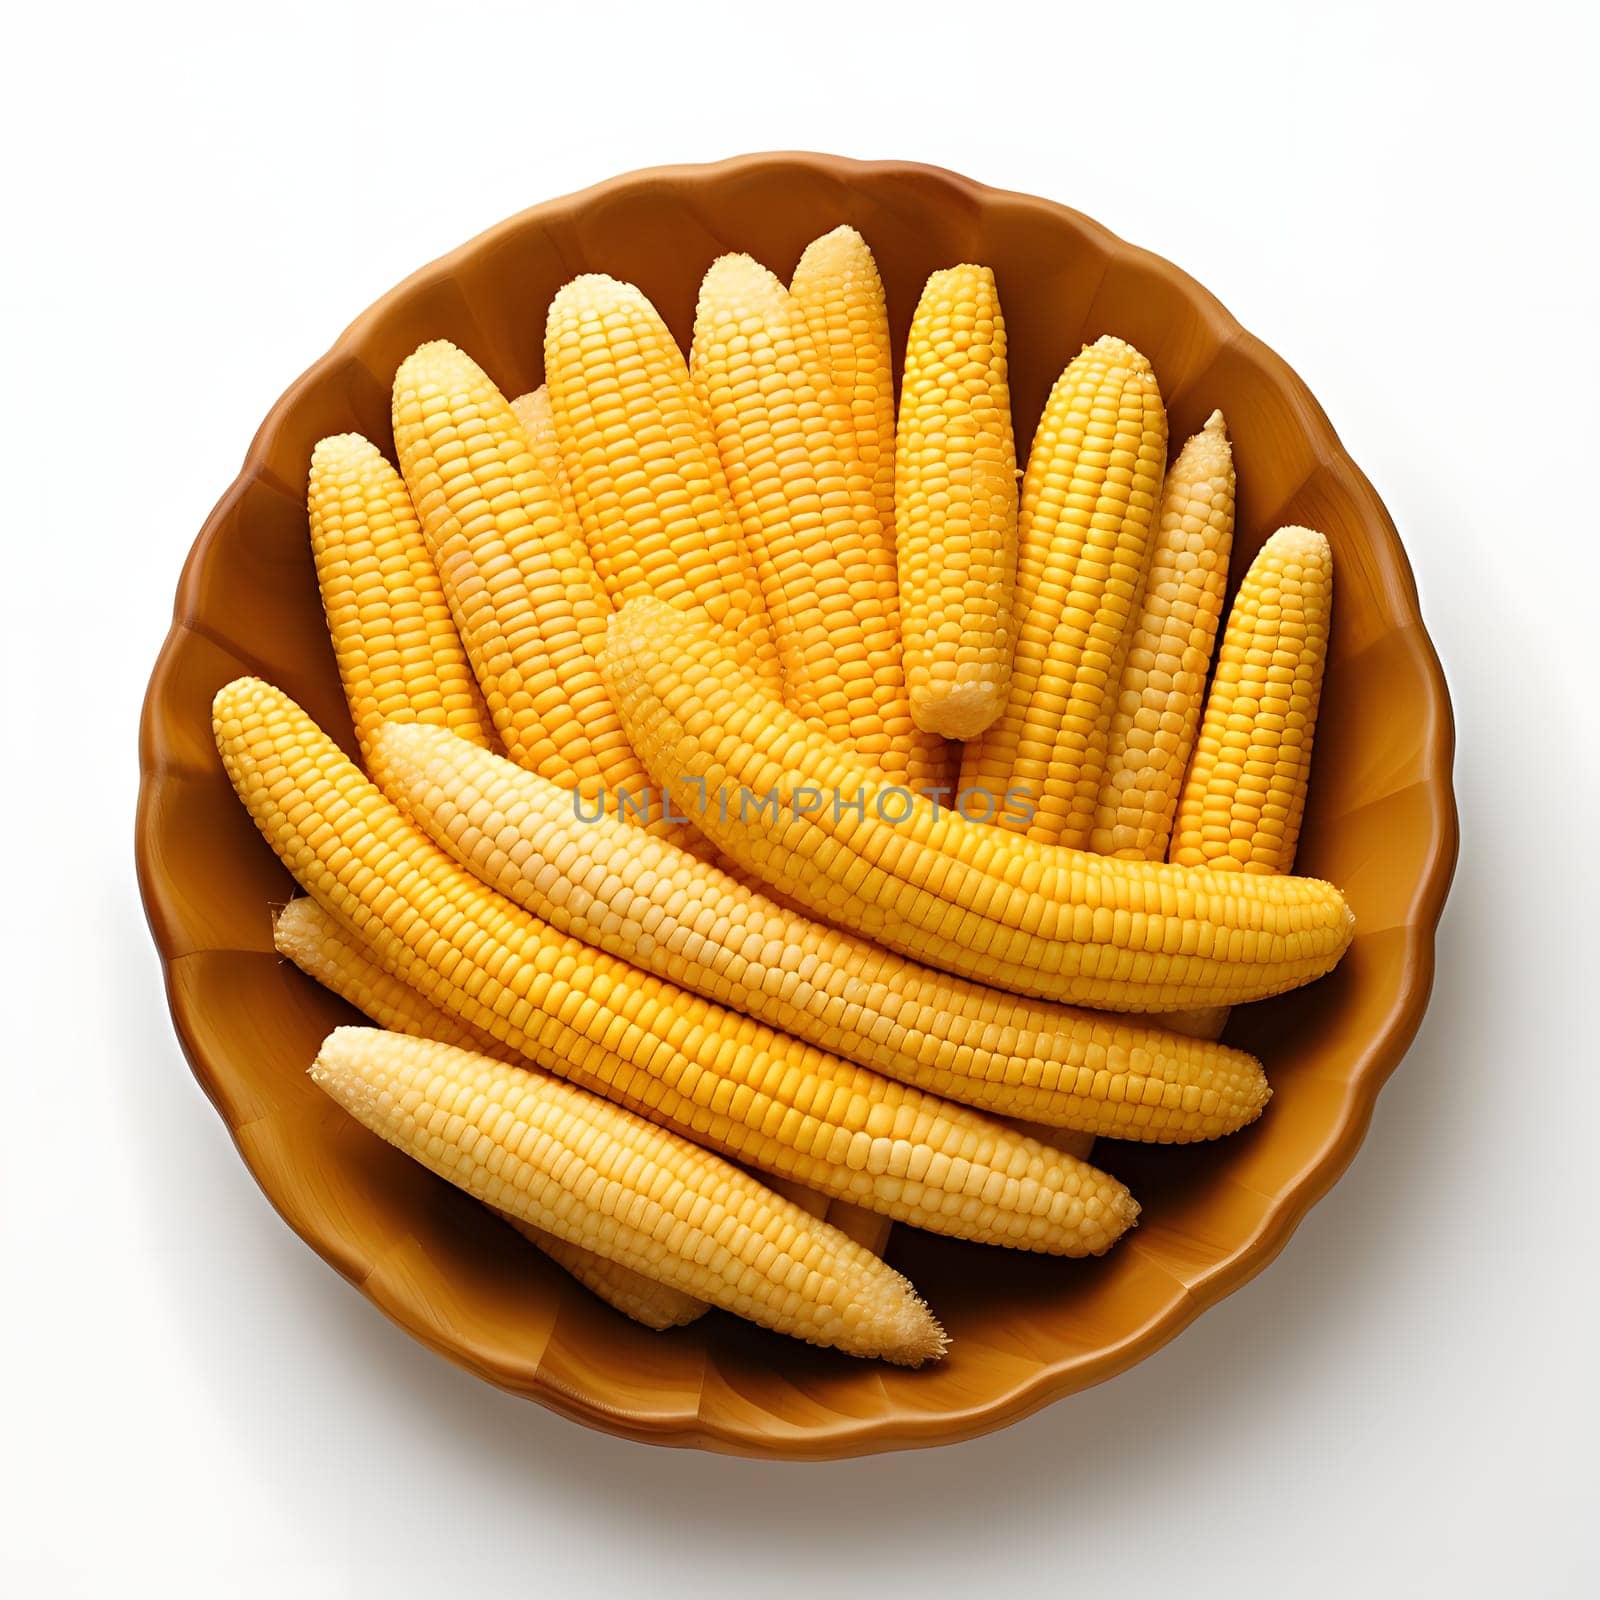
[395,337,469,371]
[1080,332,1152,369]
[605,594,669,642]
[919,262,997,299]
[547,272,645,316]
[886,1290,949,1368]
[309,432,383,473]
[792,225,874,279]
[912,683,1005,741]
[702,250,780,283]
[808,223,865,247]
[1251,1073,1274,1123]
[1265,524,1333,564]
[695,255,790,323]
[307,1025,386,1115]
[213,675,259,728]
[1202,408,1227,435]
[391,339,476,413]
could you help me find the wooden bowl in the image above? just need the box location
[135,154,1457,1456]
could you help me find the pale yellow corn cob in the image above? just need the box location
[1090,411,1235,859]
[214,676,1138,1254]
[370,720,1271,1140]
[272,897,707,1329]
[494,1215,707,1330]
[1171,527,1333,874]
[276,890,839,1239]
[305,433,493,763]
[690,254,940,789]
[1071,413,1237,1159]
[508,386,582,530]
[542,274,781,692]
[894,265,1018,740]
[601,596,1354,1010]
[961,336,1168,846]
[790,225,898,540]
[311,1029,944,1362]
[391,341,685,837]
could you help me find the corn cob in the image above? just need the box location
[305,433,492,763]
[311,1028,945,1362]
[601,596,1354,1011]
[790,225,897,539]
[494,1214,707,1330]
[508,386,582,531]
[273,897,707,1328]
[274,894,494,1053]
[214,676,1138,1254]
[960,336,1167,846]
[1165,526,1335,1040]
[542,274,781,693]
[1089,411,1235,860]
[690,254,940,788]
[773,224,913,1270]
[1058,414,1238,1160]
[894,265,1018,740]
[370,720,1271,1140]
[390,341,685,839]
[1171,527,1333,874]
[276,887,839,1233]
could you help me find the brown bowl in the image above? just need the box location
[135,154,1457,1456]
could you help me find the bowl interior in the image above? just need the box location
[136,155,1456,1456]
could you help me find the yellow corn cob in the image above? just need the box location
[311,1029,944,1362]
[272,897,707,1329]
[1163,526,1335,1040]
[894,265,1017,741]
[1089,411,1235,859]
[782,225,913,1268]
[1064,413,1237,1159]
[370,720,1271,1141]
[214,676,1138,1254]
[960,336,1168,846]
[276,889,839,1244]
[274,894,494,1052]
[790,225,898,540]
[601,596,1354,1010]
[508,386,582,531]
[305,433,493,763]
[542,274,781,693]
[1171,527,1334,874]
[689,254,940,788]
[391,341,683,837]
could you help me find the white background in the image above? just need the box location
[4,2,1596,1595]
